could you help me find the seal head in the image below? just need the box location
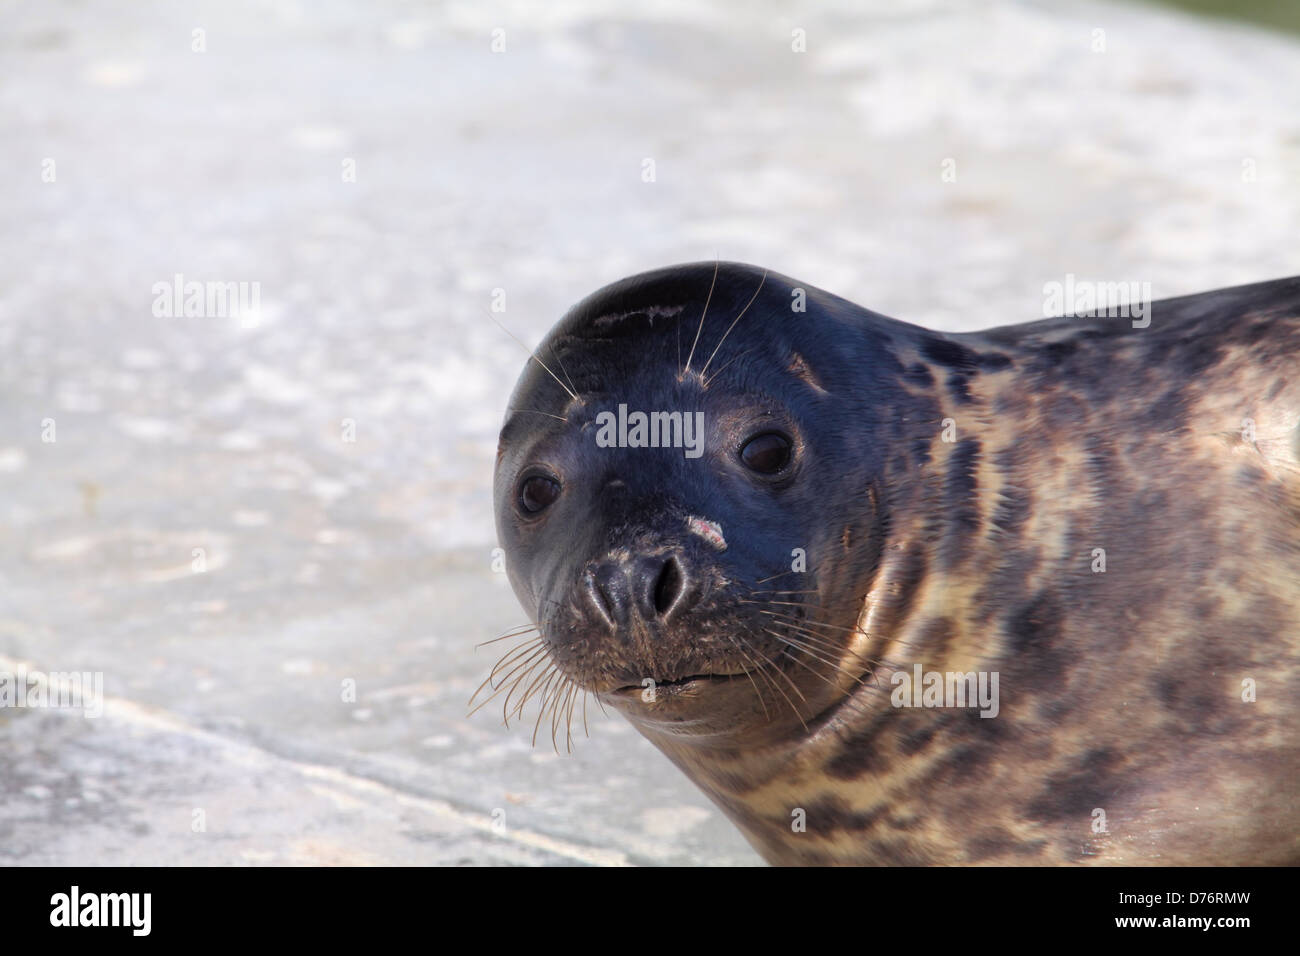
[494,262,921,742]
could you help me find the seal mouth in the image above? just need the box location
[611,673,748,698]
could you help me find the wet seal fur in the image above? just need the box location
[490,262,1300,865]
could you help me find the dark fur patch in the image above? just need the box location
[1041,338,1079,366]
[909,436,933,469]
[909,710,1014,790]
[897,719,940,757]
[965,826,1046,862]
[977,351,1012,370]
[947,373,973,405]
[1141,388,1190,432]
[803,796,886,835]
[920,336,978,369]
[920,742,994,790]
[1025,748,1123,823]
[905,362,934,387]
[887,814,924,831]
[1035,697,1074,725]
[1165,337,1224,380]
[1004,589,1069,690]
[916,616,956,662]
[825,710,896,780]
[867,838,934,865]
[711,766,764,796]
[920,336,1010,373]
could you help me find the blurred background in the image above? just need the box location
[1,0,1297,865]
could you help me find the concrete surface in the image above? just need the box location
[1,0,1298,865]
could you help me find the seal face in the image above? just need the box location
[490,262,1300,865]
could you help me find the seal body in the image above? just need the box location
[492,262,1300,865]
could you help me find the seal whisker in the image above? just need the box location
[562,682,582,752]
[547,675,573,753]
[478,655,547,726]
[698,268,767,379]
[554,677,575,743]
[753,616,846,653]
[505,407,569,423]
[466,639,547,715]
[498,653,553,724]
[510,657,560,722]
[509,659,554,723]
[549,342,579,401]
[758,628,849,687]
[487,633,544,666]
[681,258,720,377]
[721,633,770,720]
[561,684,577,754]
[768,622,891,694]
[471,650,544,726]
[702,348,753,389]
[562,681,582,752]
[515,653,568,720]
[753,605,926,656]
[527,670,556,742]
[754,569,802,585]
[730,634,810,728]
[486,637,547,687]
[476,624,542,649]
[486,307,580,402]
[742,605,837,635]
[763,626,883,681]
[530,668,565,747]
[742,597,925,653]
[761,623,873,667]
[741,600,873,634]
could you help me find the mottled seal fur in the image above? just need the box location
[489,262,1300,865]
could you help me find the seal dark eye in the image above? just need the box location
[518,474,561,515]
[739,432,792,475]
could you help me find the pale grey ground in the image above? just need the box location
[1,0,1297,865]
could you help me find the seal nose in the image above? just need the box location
[583,554,694,628]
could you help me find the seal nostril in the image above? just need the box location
[584,568,619,628]
[587,564,637,632]
[653,557,684,617]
